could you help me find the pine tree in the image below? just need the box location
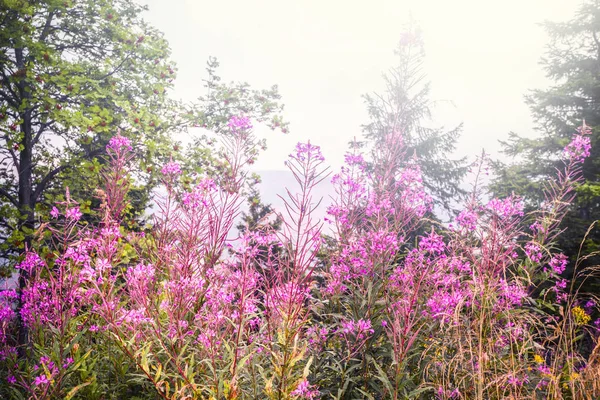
[362,25,467,214]
[492,0,600,270]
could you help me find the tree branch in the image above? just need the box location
[38,10,56,42]
[32,164,69,203]
[0,187,19,207]
[32,121,54,147]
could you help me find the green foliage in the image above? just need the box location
[0,1,289,270]
[180,57,288,188]
[0,0,178,266]
[491,0,600,283]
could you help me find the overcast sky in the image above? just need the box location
[141,0,581,172]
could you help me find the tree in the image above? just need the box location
[0,0,178,264]
[361,24,467,214]
[0,1,289,270]
[236,184,282,236]
[0,0,289,352]
[491,0,600,272]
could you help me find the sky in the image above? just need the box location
[141,0,582,172]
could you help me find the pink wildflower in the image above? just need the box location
[65,206,82,221]
[34,375,49,385]
[161,161,181,176]
[106,135,132,152]
[564,134,591,163]
[291,378,319,399]
[50,206,60,218]
[227,115,253,132]
[548,253,568,274]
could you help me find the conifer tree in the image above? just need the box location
[362,25,467,214]
[492,0,600,270]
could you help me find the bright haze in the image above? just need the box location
[141,0,580,217]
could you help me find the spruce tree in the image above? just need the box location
[492,0,600,271]
[362,25,467,214]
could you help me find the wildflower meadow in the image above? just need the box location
[0,116,599,399]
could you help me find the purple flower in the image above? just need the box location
[291,378,319,399]
[50,206,60,219]
[7,375,16,385]
[548,253,568,274]
[524,242,543,263]
[419,230,446,255]
[16,252,44,273]
[456,209,477,231]
[161,161,181,176]
[487,196,524,219]
[344,153,365,169]
[564,134,591,163]
[339,319,374,340]
[227,115,253,132]
[106,135,132,152]
[34,375,49,386]
[291,142,325,162]
[65,206,82,221]
[63,357,74,369]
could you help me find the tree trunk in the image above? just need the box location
[14,46,35,352]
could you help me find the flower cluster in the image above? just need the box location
[564,134,591,163]
[106,134,132,153]
[291,142,325,162]
[227,115,253,132]
[161,160,182,176]
[487,195,524,219]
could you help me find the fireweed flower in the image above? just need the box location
[486,195,524,219]
[584,299,596,313]
[419,230,445,255]
[106,134,132,152]
[529,220,547,236]
[507,374,527,387]
[365,195,394,217]
[498,279,527,307]
[161,160,182,176]
[564,134,591,163]
[33,374,49,386]
[306,326,329,346]
[339,319,374,340]
[181,178,217,209]
[553,278,569,303]
[524,242,543,263]
[548,253,568,274]
[0,291,17,348]
[62,357,74,369]
[455,208,478,231]
[331,171,367,197]
[291,142,325,162]
[227,115,253,132]
[65,206,82,221]
[437,387,460,399]
[50,206,60,218]
[16,252,44,273]
[343,152,366,170]
[291,378,319,399]
[427,290,466,322]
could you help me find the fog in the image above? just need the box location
[142,0,580,172]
